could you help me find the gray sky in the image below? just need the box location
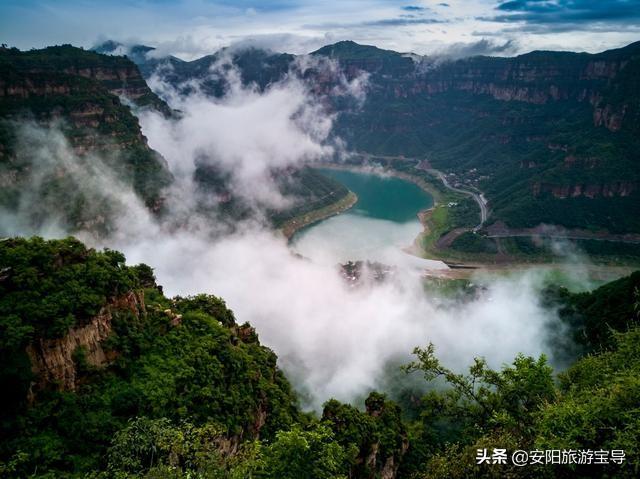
[1,0,639,59]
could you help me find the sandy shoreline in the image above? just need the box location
[281,164,638,280]
[280,191,358,240]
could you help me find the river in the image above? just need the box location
[291,168,448,270]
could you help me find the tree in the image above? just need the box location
[260,424,347,479]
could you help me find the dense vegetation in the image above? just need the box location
[110,38,640,236]
[1,237,639,478]
[1,45,352,238]
[0,45,173,234]
[325,41,640,235]
[0,238,301,476]
[268,167,350,228]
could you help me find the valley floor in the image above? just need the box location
[279,191,358,239]
[296,161,640,282]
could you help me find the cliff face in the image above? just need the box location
[533,180,637,199]
[312,41,640,233]
[26,291,145,396]
[0,45,174,233]
[0,44,171,114]
[66,39,640,233]
[322,392,409,479]
[318,42,638,134]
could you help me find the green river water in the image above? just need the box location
[319,169,433,222]
[291,168,442,267]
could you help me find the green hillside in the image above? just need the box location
[1,237,639,478]
[116,39,640,236]
[0,45,173,235]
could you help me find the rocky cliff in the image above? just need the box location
[26,290,145,397]
[0,44,171,114]
[57,39,640,234]
[0,45,174,234]
[313,40,640,233]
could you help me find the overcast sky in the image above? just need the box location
[2,0,639,59]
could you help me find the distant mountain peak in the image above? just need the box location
[92,40,158,62]
[312,40,403,59]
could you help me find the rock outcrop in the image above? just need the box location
[26,290,145,397]
[0,45,174,233]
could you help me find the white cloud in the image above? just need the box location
[1,54,580,411]
[3,0,638,58]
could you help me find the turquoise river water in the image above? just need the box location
[291,168,447,269]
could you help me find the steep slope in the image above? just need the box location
[94,40,294,96]
[0,236,409,479]
[0,236,299,475]
[322,40,640,234]
[0,45,173,234]
[94,42,352,230]
[118,38,640,235]
[2,237,639,477]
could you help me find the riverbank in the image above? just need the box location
[280,191,358,240]
[284,164,638,282]
[315,162,446,204]
[314,162,461,262]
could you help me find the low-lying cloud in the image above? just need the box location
[0,58,579,411]
[431,38,519,60]
[140,59,335,210]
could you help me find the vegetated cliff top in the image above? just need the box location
[0,44,172,115]
[1,236,639,477]
[0,45,174,235]
[0,236,409,478]
[0,236,299,465]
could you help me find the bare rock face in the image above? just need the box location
[26,291,145,398]
[532,180,637,199]
[593,103,627,131]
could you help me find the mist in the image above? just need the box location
[140,60,334,211]
[0,57,578,411]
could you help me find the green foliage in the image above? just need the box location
[0,236,136,341]
[172,294,236,327]
[450,232,498,254]
[2,236,640,478]
[405,344,555,441]
[543,271,640,351]
[326,43,640,234]
[126,310,298,436]
[536,328,640,478]
[322,392,407,477]
[402,345,556,477]
[107,417,225,476]
[0,236,140,432]
[260,423,347,479]
[403,312,640,478]
[0,237,298,478]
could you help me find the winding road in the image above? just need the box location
[353,153,490,231]
[430,170,488,231]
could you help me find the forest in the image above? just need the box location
[1,237,638,478]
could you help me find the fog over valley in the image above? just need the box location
[2,5,639,476]
[1,59,585,409]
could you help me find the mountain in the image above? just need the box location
[1,236,639,477]
[0,44,349,236]
[93,40,186,79]
[0,236,407,478]
[327,41,640,234]
[4,39,640,244]
[0,45,173,234]
[117,39,640,236]
[312,40,416,77]
[94,40,295,96]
